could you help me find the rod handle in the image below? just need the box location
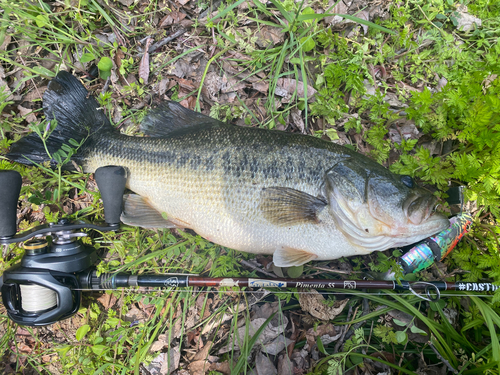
[95,166,127,225]
[0,170,22,238]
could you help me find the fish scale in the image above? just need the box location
[6,72,450,267]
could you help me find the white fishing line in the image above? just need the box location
[20,284,57,312]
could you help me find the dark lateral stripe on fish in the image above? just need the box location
[87,128,342,181]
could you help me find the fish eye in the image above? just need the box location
[400,175,414,188]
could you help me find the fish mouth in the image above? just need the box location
[403,194,448,232]
[403,194,441,225]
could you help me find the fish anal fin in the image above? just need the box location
[121,194,181,229]
[273,247,318,267]
[260,187,327,226]
[141,102,229,137]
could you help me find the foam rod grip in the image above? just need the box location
[95,166,127,225]
[0,170,22,238]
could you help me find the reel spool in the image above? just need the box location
[0,166,127,326]
[20,240,57,314]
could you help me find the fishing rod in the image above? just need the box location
[0,166,490,327]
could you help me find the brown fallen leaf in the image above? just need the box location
[176,78,197,91]
[193,340,213,361]
[188,359,211,375]
[252,81,269,93]
[299,290,348,320]
[17,105,37,124]
[23,86,47,102]
[255,26,284,48]
[139,38,152,84]
[114,48,125,71]
[18,342,32,353]
[275,78,316,102]
[305,323,341,349]
[277,354,294,375]
[150,334,169,352]
[209,361,231,375]
[159,11,187,28]
[97,292,117,309]
[179,96,196,110]
[255,351,278,375]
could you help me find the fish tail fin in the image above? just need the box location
[7,71,113,169]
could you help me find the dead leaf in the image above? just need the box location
[455,6,482,31]
[324,0,351,25]
[209,361,231,375]
[219,315,288,353]
[305,323,341,349]
[275,78,316,102]
[18,342,32,353]
[253,301,280,320]
[23,86,47,102]
[290,109,305,133]
[0,34,11,51]
[482,74,497,94]
[262,334,293,356]
[97,292,117,309]
[221,75,246,94]
[0,66,13,101]
[277,354,294,375]
[158,78,170,96]
[159,11,187,27]
[147,346,181,374]
[177,78,196,91]
[255,26,284,48]
[150,334,169,352]
[188,359,211,375]
[299,290,348,320]
[290,349,308,372]
[205,71,222,99]
[193,340,213,361]
[255,351,278,375]
[180,96,196,110]
[139,38,152,84]
[114,48,125,71]
[124,305,148,323]
[17,105,37,124]
[436,76,448,92]
[357,10,370,34]
[252,81,269,93]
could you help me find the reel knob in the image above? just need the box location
[95,166,127,225]
[0,170,22,238]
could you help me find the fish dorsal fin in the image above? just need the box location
[259,187,327,226]
[140,102,228,137]
[273,247,318,267]
[121,194,178,229]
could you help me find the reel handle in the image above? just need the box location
[95,166,127,225]
[0,170,22,238]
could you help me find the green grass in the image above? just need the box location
[1,0,500,374]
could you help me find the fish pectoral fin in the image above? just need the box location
[121,194,179,229]
[273,247,318,267]
[259,187,327,226]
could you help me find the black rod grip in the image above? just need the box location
[0,170,22,238]
[94,166,127,225]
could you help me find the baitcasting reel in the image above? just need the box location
[0,166,127,326]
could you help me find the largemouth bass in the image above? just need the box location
[7,72,449,267]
